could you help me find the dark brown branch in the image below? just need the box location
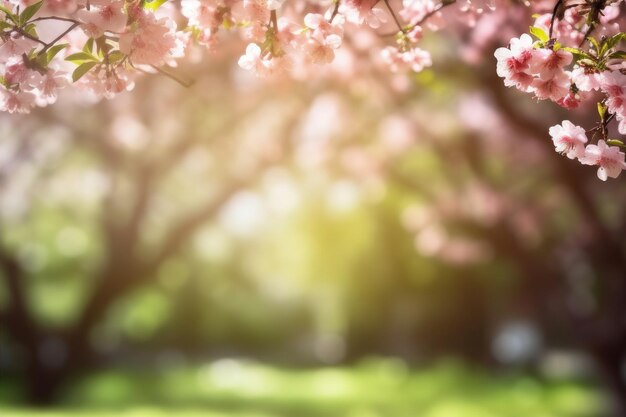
[0,246,39,352]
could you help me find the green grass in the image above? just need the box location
[0,359,606,417]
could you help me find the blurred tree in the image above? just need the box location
[0,8,624,416]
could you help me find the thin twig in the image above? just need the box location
[549,0,564,39]
[31,15,80,24]
[379,0,455,37]
[37,22,80,56]
[150,65,194,87]
[11,26,47,46]
[383,0,406,33]
[328,0,340,23]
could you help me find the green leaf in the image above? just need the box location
[65,52,98,63]
[529,26,549,42]
[107,50,125,63]
[604,33,626,53]
[0,4,14,17]
[72,61,97,82]
[608,50,626,60]
[0,4,18,24]
[19,0,43,25]
[562,46,593,62]
[597,102,607,119]
[24,22,37,37]
[96,38,113,57]
[83,38,95,54]
[46,43,69,63]
[607,139,625,148]
[587,36,600,54]
[143,0,168,11]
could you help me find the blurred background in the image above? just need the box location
[1,4,626,417]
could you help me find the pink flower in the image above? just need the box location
[407,25,423,43]
[119,14,178,66]
[76,0,127,38]
[531,70,570,101]
[548,120,587,159]
[0,33,37,61]
[529,48,572,80]
[262,54,291,76]
[265,0,286,10]
[579,140,626,181]
[238,43,266,73]
[459,0,494,14]
[34,69,69,105]
[556,92,580,109]
[302,39,337,64]
[303,13,343,40]
[40,0,79,16]
[181,0,222,29]
[0,87,36,114]
[233,0,270,25]
[400,0,444,30]
[599,70,626,115]
[3,57,32,85]
[340,0,387,28]
[301,13,343,65]
[571,66,600,92]
[381,46,431,73]
[494,34,536,91]
[238,43,289,76]
[79,67,135,99]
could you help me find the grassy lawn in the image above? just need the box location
[0,359,605,417]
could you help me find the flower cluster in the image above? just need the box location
[0,0,492,114]
[549,120,626,180]
[495,0,626,180]
[0,0,184,113]
[1,0,626,180]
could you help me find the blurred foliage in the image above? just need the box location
[1,19,624,413]
[0,359,603,417]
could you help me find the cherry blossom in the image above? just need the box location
[400,0,444,30]
[493,4,626,180]
[579,140,626,181]
[119,13,178,66]
[0,33,37,61]
[0,0,623,182]
[570,67,600,92]
[238,43,274,75]
[529,48,572,81]
[34,69,69,105]
[381,46,432,73]
[0,86,36,113]
[599,71,626,116]
[494,34,536,91]
[340,0,387,29]
[76,0,127,38]
[181,0,223,30]
[301,13,344,65]
[548,120,588,159]
[531,70,570,102]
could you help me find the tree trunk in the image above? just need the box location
[24,365,67,406]
[591,346,626,417]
